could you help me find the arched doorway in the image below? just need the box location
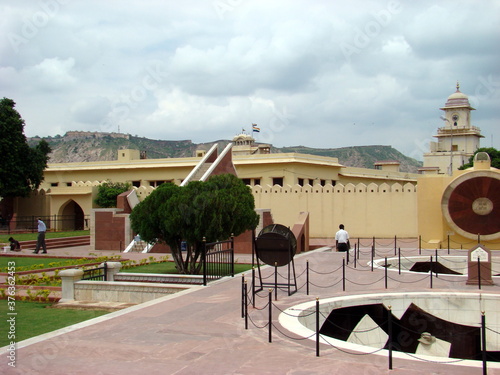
[60,200,85,231]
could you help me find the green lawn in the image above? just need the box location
[0,257,78,269]
[124,261,252,274]
[0,300,109,347]
[0,230,90,243]
[0,256,119,273]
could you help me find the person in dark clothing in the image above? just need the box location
[9,237,21,251]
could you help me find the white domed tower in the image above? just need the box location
[423,83,484,174]
[231,130,271,155]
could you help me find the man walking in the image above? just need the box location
[335,224,350,252]
[34,217,47,254]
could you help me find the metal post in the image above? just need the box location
[385,257,388,289]
[482,312,487,375]
[244,281,248,330]
[447,235,450,255]
[430,256,433,289]
[372,236,375,256]
[287,245,291,297]
[435,249,439,278]
[274,262,278,301]
[346,245,349,265]
[388,305,393,370]
[419,235,421,255]
[354,243,357,269]
[202,237,207,286]
[252,229,255,268]
[252,267,256,308]
[478,258,482,290]
[371,246,374,272]
[231,234,235,277]
[342,257,345,292]
[394,235,397,256]
[241,274,245,318]
[316,298,320,357]
[268,289,272,343]
[306,260,309,296]
[398,247,401,275]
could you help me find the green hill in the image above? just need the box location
[279,145,422,172]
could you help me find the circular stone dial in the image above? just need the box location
[442,172,500,240]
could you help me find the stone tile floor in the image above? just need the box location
[1,243,500,374]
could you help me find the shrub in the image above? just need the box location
[94,181,132,208]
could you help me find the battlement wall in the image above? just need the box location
[250,182,418,238]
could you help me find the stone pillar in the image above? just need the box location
[103,261,122,281]
[466,244,493,285]
[59,269,84,303]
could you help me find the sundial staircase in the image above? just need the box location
[124,142,235,253]
[123,236,154,253]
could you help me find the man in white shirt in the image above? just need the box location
[34,218,47,254]
[335,224,349,252]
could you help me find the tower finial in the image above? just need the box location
[456,81,460,91]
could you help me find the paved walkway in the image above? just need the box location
[1,244,500,374]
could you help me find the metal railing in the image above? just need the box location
[202,236,235,286]
[0,214,90,234]
[82,262,108,281]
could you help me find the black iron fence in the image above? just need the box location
[82,262,108,281]
[202,236,235,286]
[0,215,90,234]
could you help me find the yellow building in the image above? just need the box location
[10,133,419,241]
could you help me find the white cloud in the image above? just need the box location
[0,0,498,159]
[24,57,76,91]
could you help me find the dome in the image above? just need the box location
[442,82,473,109]
[447,90,469,100]
[232,133,254,142]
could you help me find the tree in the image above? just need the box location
[459,147,500,170]
[0,98,51,199]
[94,181,132,208]
[130,174,259,274]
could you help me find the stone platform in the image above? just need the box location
[1,244,500,374]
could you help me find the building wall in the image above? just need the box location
[15,189,49,217]
[251,182,418,239]
[17,150,420,241]
[91,209,131,251]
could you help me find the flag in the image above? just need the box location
[252,123,260,132]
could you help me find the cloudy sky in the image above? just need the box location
[1,0,499,160]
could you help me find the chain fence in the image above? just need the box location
[239,239,500,371]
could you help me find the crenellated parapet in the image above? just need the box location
[249,182,417,194]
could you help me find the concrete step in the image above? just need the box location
[18,236,90,250]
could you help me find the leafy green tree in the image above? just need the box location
[94,181,132,208]
[130,174,259,274]
[459,147,500,170]
[0,98,51,199]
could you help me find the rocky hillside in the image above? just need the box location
[28,131,422,173]
[280,145,422,173]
